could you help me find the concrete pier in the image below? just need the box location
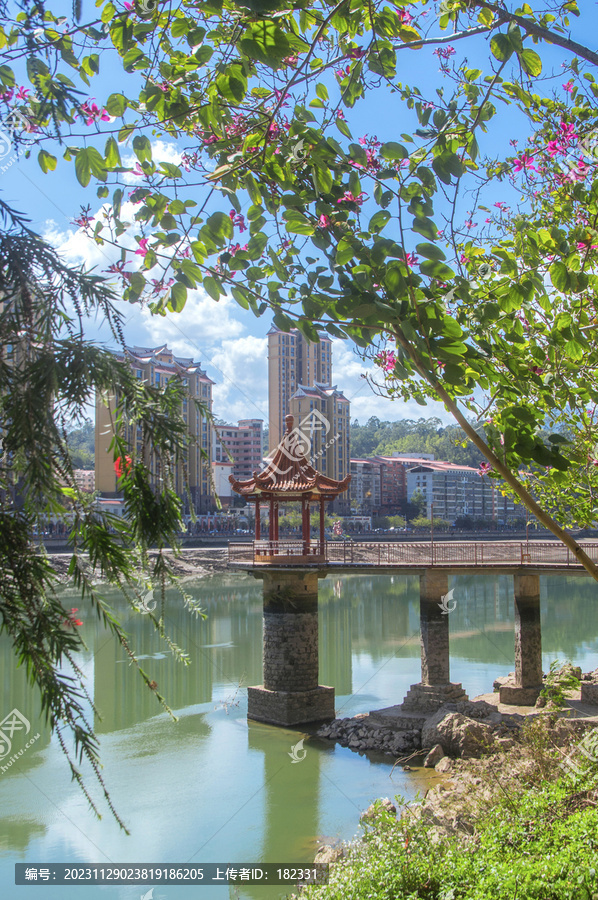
[247,570,335,726]
[401,570,468,712]
[499,573,543,705]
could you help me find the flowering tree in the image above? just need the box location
[3,0,598,576]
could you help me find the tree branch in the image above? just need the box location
[468,0,598,67]
[391,325,598,582]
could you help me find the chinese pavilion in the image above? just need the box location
[229,414,351,561]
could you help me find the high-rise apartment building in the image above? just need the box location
[95,344,215,512]
[267,326,332,452]
[213,418,264,482]
[288,383,351,513]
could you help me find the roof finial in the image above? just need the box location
[285,414,294,433]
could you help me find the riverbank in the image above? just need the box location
[49,547,229,581]
[296,713,598,899]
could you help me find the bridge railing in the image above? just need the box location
[228,539,598,568]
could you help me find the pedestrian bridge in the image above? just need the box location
[228,539,598,573]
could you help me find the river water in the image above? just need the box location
[1,570,597,900]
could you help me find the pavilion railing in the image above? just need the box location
[227,540,598,568]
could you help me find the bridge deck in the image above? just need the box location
[227,539,598,573]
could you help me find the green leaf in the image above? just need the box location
[336,117,352,138]
[104,136,121,168]
[133,135,152,163]
[206,211,234,240]
[519,49,542,76]
[203,276,222,301]
[283,210,315,236]
[336,237,356,265]
[416,242,446,261]
[38,149,57,173]
[490,33,513,62]
[380,141,408,161]
[368,210,391,233]
[106,93,126,116]
[239,22,291,68]
[419,259,455,280]
[550,261,570,292]
[75,148,91,187]
[168,282,187,312]
[412,217,438,240]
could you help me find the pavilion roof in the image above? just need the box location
[229,414,351,499]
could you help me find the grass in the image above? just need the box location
[293,717,598,900]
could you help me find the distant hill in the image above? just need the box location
[67,421,94,469]
[350,416,486,468]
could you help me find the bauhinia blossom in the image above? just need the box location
[376,350,397,373]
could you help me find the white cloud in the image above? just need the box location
[330,339,452,425]
[42,201,454,428]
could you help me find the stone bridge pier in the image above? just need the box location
[499,573,543,705]
[247,570,335,726]
[401,570,469,712]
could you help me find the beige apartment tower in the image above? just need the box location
[267,326,332,452]
[95,344,215,512]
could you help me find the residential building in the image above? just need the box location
[95,344,215,512]
[213,418,264,482]
[267,326,332,452]
[73,469,95,492]
[288,382,351,513]
[406,461,518,524]
[349,458,382,515]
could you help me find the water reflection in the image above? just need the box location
[0,570,596,900]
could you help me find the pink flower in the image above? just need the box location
[405,252,418,267]
[80,99,110,126]
[434,46,456,60]
[531,366,544,375]
[347,47,366,59]
[16,86,29,101]
[376,350,397,373]
[337,190,366,206]
[460,253,469,264]
[282,55,298,66]
[546,140,563,157]
[563,80,574,93]
[478,462,492,476]
[229,210,247,232]
[485,218,491,223]
[132,162,144,177]
[395,8,413,24]
[464,219,477,229]
[559,121,577,143]
[335,66,351,78]
[513,153,536,172]
[576,241,598,251]
[72,213,94,228]
[318,214,331,229]
[494,202,507,210]
[135,238,150,257]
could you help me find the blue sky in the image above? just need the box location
[3,1,595,427]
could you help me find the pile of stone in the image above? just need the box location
[315,700,525,762]
[581,667,598,705]
[316,714,421,757]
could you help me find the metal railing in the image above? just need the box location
[227,540,598,569]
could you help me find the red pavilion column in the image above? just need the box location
[268,498,274,544]
[319,496,325,556]
[255,498,260,541]
[302,496,310,555]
